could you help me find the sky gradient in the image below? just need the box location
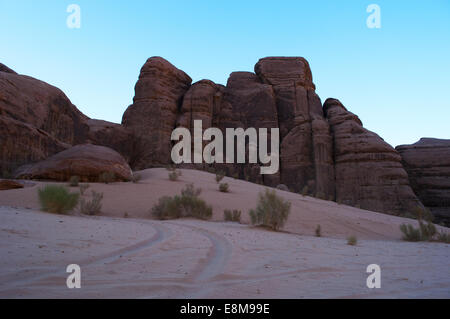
[1,0,449,147]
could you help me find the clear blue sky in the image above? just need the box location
[1,0,449,147]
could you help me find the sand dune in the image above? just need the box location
[0,168,449,298]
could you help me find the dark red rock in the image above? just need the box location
[0,179,24,191]
[122,57,192,168]
[15,144,132,182]
[324,98,422,215]
[396,138,450,225]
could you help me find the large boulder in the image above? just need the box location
[15,144,132,182]
[396,138,450,225]
[0,180,24,191]
[324,98,422,215]
[122,57,192,168]
[0,66,89,174]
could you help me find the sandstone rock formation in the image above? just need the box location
[397,138,450,225]
[122,57,192,168]
[255,57,335,196]
[1,57,443,219]
[0,179,24,191]
[323,98,422,215]
[15,144,132,182]
[0,68,86,174]
[0,64,135,175]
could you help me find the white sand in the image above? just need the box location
[0,168,449,298]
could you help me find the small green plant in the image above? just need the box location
[152,184,212,220]
[99,171,116,184]
[79,183,90,196]
[399,220,448,243]
[224,209,241,222]
[131,173,141,183]
[168,169,182,181]
[68,176,80,187]
[249,189,291,231]
[347,236,358,246]
[219,183,229,193]
[80,191,103,216]
[399,224,422,242]
[215,172,225,183]
[315,225,322,237]
[38,185,79,215]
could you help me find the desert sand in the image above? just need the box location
[0,168,449,298]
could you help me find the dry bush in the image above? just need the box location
[38,185,79,215]
[315,225,322,237]
[219,183,229,193]
[99,171,116,184]
[347,236,358,246]
[152,184,212,220]
[249,189,291,231]
[80,191,103,216]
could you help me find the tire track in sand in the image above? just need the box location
[0,220,172,291]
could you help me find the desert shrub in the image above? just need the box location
[131,173,141,183]
[400,224,422,242]
[38,185,79,215]
[315,225,322,237]
[219,183,229,193]
[399,220,448,243]
[215,172,225,183]
[80,191,103,216]
[224,209,241,222]
[68,176,80,187]
[99,171,116,184]
[276,184,289,192]
[79,183,90,195]
[301,185,309,196]
[152,184,212,220]
[249,189,291,231]
[151,196,181,220]
[168,169,182,181]
[347,236,358,246]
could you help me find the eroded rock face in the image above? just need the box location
[0,71,89,145]
[15,144,132,182]
[85,119,136,165]
[396,138,450,225]
[324,98,422,215]
[0,116,70,175]
[255,57,335,196]
[122,57,192,168]
[0,67,89,174]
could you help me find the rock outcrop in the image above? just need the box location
[324,98,422,215]
[397,138,450,225]
[122,57,192,168]
[0,180,24,191]
[2,57,442,219]
[0,64,135,175]
[15,144,132,182]
[255,57,335,197]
